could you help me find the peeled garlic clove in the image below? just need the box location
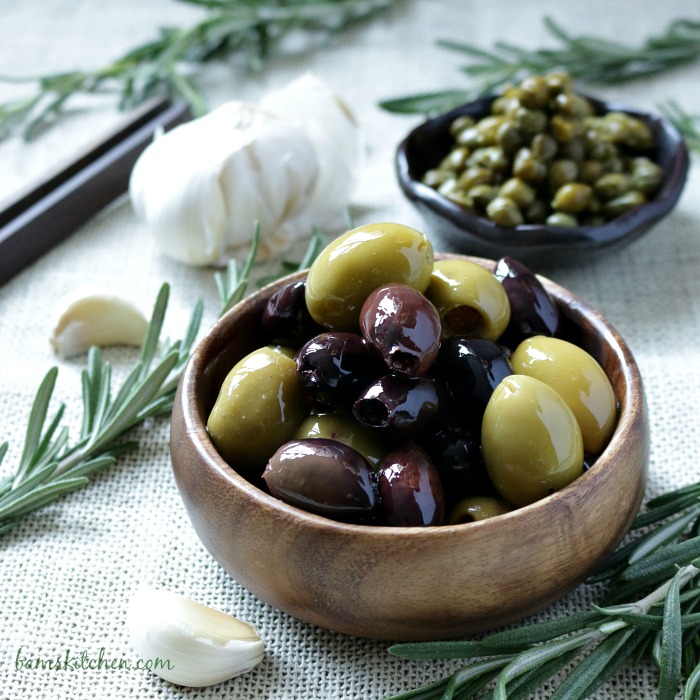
[127,587,264,687]
[49,286,148,358]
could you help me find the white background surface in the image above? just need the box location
[1,1,699,698]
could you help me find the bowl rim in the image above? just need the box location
[178,254,646,539]
[395,94,689,252]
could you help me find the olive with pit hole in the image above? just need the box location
[353,373,444,440]
[426,259,510,340]
[482,374,584,507]
[305,222,434,332]
[360,283,441,377]
[263,439,378,519]
[207,346,311,478]
[377,443,445,526]
[510,336,617,455]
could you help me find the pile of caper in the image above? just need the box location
[206,223,617,527]
[422,72,663,227]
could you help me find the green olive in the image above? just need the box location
[448,496,514,524]
[482,375,584,507]
[426,259,510,341]
[510,336,617,455]
[295,413,389,469]
[207,347,311,477]
[305,223,434,332]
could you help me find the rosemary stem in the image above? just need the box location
[634,564,700,614]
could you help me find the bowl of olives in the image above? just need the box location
[396,73,689,264]
[170,222,648,641]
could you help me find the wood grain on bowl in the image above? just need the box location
[170,256,648,641]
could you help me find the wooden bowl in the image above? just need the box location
[170,255,648,641]
[396,96,689,264]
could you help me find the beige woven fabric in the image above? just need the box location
[1,1,699,698]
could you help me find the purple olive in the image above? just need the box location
[262,280,324,347]
[352,373,444,440]
[263,438,378,518]
[494,257,561,345]
[435,337,512,424]
[360,283,441,376]
[296,332,384,407]
[423,422,495,507]
[377,443,445,526]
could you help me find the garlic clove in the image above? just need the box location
[49,285,148,358]
[126,587,264,687]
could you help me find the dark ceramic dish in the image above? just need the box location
[396,95,689,264]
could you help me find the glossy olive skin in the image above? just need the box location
[481,374,584,507]
[294,412,389,469]
[262,280,324,347]
[436,337,512,424]
[305,223,435,332]
[360,283,441,376]
[424,421,493,506]
[510,336,617,455]
[207,347,311,478]
[426,259,510,340]
[493,257,561,344]
[263,438,378,519]
[296,332,383,407]
[448,496,514,524]
[353,373,443,440]
[377,443,445,526]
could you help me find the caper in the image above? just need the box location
[426,259,511,340]
[207,346,311,477]
[510,336,616,455]
[449,115,476,138]
[579,159,605,184]
[468,184,499,209]
[593,173,631,201]
[305,223,434,332]
[499,178,536,209]
[548,159,579,193]
[630,157,663,195]
[518,75,550,110]
[530,132,558,162]
[603,190,646,218]
[551,182,593,214]
[496,121,522,155]
[458,166,493,190]
[524,199,548,223]
[513,148,547,183]
[550,115,584,143]
[422,169,449,188]
[546,212,579,227]
[512,106,548,135]
[554,92,593,119]
[448,496,513,524]
[467,146,509,172]
[440,147,470,171]
[481,374,584,507]
[486,195,524,226]
[545,71,573,95]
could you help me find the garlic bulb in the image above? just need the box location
[129,75,361,266]
[127,587,264,687]
[259,73,362,229]
[49,285,148,358]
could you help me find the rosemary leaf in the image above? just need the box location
[0,0,401,139]
[622,538,700,582]
[380,16,700,116]
[630,507,700,563]
[504,647,583,700]
[685,659,700,699]
[658,569,683,700]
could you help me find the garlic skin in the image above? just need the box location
[49,286,148,358]
[130,101,319,265]
[129,75,360,266]
[127,587,264,687]
[259,73,362,229]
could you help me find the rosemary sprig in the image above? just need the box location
[386,481,700,699]
[0,228,321,534]
[379,16,700,116]
[0,0,400,140]
[661,100,700,155]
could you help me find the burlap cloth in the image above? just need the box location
[1,1,699,697]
